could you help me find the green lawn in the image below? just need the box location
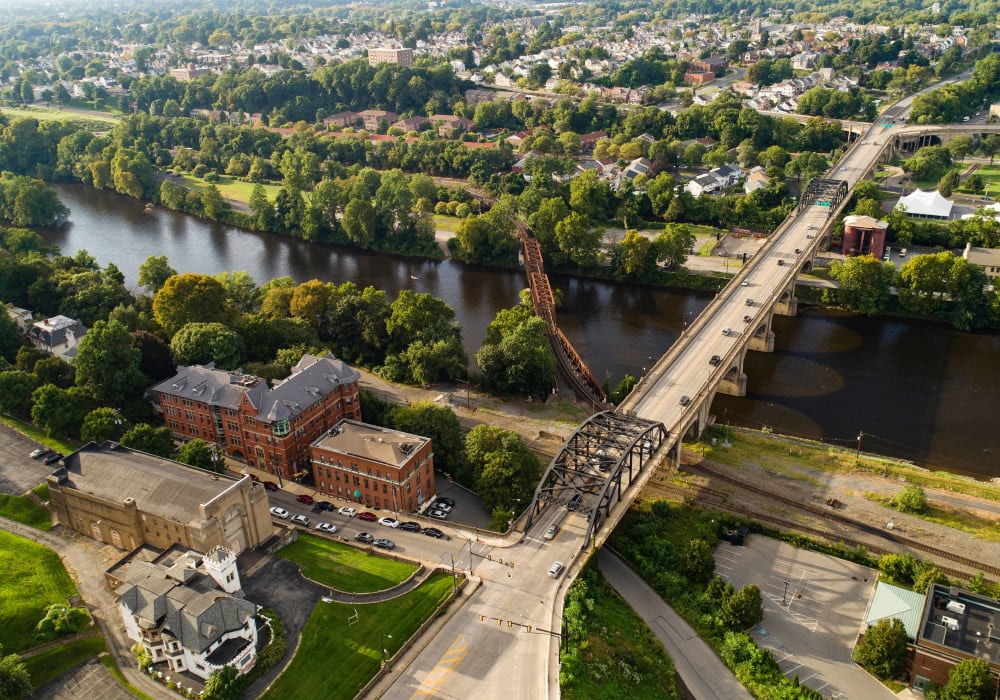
[0,105,119,126]
[0,492,52,530]
[0,530,77,652]
[22,635,106,689]
[561,567,681,699]
[262,571,456,700]
[275,532,418,592]
[174,173,282,206]
[432,214,463,233]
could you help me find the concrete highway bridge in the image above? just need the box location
[381,118,1000,700]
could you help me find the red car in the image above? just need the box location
[358,511,378,522]
[296,494,314,505]
[262,481,279,492]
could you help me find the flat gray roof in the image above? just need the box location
[920,584,1000,665]
[59,442,246,522]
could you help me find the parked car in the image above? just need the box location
[434,496,456,507]
[355,532,374,544]
[431,501,453,513]
[421,527,444,538]
[42,452,64,465]
[262,481,279,492]
[295,494,314,505]
[269,507,290,519]
[358,511,378,522]
[427,509,448,520]
[29,448,49,459]
[378,517,400,528]
[291,514,310,526]
[315,501,334,512]
[548,561,565,578]
[338,507,357,517]
[679,395,691,406]
[399,521,421,532]
[373,538,395,550]
[315,522,337,533]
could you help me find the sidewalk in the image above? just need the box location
[597,548,752,700]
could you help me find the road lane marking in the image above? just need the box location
[411,633,468,698]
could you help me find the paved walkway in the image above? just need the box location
[0,518,171,700]
[597,548,752,700]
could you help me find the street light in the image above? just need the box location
[381,633,393,667]
[782,578,790,606]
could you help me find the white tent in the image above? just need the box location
[895,189,953,220]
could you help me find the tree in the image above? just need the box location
[938,170,960,198]
[153,273,234,336]
[80,407,127,444]
[879,552,919,585]
[681,538,715,583]
[939,658,996,700]
[0,305,22,362]
[120,423,174,458]
[653,224,696,269]
[0,371,38,416]
[138,255,176,293]
[721,584,763,630]
[133,331,175,382]
[465,424,540,516]
[342,198,377,246]
[610,230,658,282]
[0,644,31,700]
[554,212,602,267]
[390,401,467,482]
[35,603,90,642]
[177,439,222,472]
[170,322,245,369]
[202,665,245,700]
[895,484,928,513]
[31,384,92,438]
[74,320,144,404]
[854,617,908,680]
[213,271,261,314]
[476,295,555,397]
[825,256,895,315]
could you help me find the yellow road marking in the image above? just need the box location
[410,633,468,698]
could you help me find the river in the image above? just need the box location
[38,183,1000,480]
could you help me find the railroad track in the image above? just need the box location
[645,464,999,581]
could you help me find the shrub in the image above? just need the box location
[895,484,927,514]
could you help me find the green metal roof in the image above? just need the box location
[866,581,926,640]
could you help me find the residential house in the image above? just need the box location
[4,302,32,332]
[310,419,436,512]
[115,546,260,682]
[392,116,431,132]
[744,166,771,194]
[962,242,1000,281]
[357,110,398,132]
[429,114,473,137]
[150,353,360,478]
[579,130,607,154]
[27,315,87,361]
[324,111,360,128]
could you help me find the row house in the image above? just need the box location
[310,419,436,513]
[151,353,360,480]
[357,109,398,131]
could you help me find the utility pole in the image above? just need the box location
[855,431,864,465]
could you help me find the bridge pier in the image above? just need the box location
[718,368,747,397]
[748,322,775,353]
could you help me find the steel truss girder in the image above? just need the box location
[526,410,668,549]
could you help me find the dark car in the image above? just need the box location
[373,538,395,550]
[742,315,752,323]
[709,355,721,366]
[42,452,64,465]
[745,298,754,306]
[434,496,456,507]
[777,259,785,266]
[315,501,334,512]
[262,481,279,492]
[567,493,583,511]
[399,521,422,532]
[679,395,691,406]
[358,511,378,522]
[295,494,314,505]
[355,532,374,544]
[422,527,444,538]
[723,526,749,546]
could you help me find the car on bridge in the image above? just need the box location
[743,315,752,323]
[679,395,691,406]
[709,355,721,366]
[722,327,731,336]
[745,298,754,306]
[777,259,785,266]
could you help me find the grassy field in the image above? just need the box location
[958,163,1000,195]
[261,571,455,700]
[701,427,1000,503]
[432,214,463,233]
[863,492,1000,542]
[22,635,106,689]
[275,532,418,592]
[0,530,77,652]
[0,492,52,530]
[561,567,681,699]
[0,104,119,126]
[174,173,283,206]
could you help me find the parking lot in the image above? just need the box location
[0,424,59,494]
[714,535,893,700]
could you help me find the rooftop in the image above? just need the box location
[56,442,249,523]
[918,584,1000,665]
[866,582,926,640]
[312,420,429,468]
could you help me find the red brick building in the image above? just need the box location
[310,420,436,513]
[151,353,360,480]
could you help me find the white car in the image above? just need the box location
[315,522,337,533]
[543,525,557,540]
[548,561,565,578]
[431,501,453,513]
[379,517,400,528]
[291,514,310,526]
[270,507,290,519]
[338,507,357,517]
